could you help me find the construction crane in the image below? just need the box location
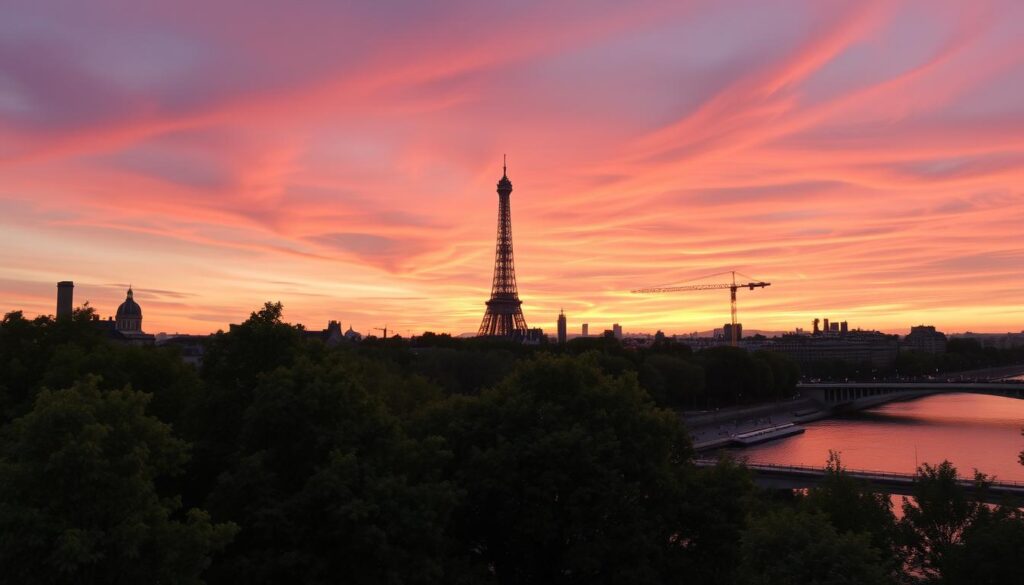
[632,271,771,347]
[373,326,388,339]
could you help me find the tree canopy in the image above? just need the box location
[0,378,235,584]
[1,303,1022,583]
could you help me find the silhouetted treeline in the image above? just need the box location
[403,331,799,408]
[1,304,1022,584]
[895,338,1024,377]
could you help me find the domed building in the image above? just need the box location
[115,286,143,333]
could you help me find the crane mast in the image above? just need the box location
[632,271,771,347]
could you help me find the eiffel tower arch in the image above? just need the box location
[478,159,529,337]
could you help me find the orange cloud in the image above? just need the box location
[2,0,1023,336]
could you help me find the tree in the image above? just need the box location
[0,307,200,428]
[894,351,937,378]
[739,508,891,585]
[752,351,800,398]
[0,378,235,584]
[203,354,459,585]
[0,307,106,422]
[411,347,516,396]
[199,302,304,392]
[698,346,759,406]
[898,461,985,582]
[898,460,1024,583]
[801,451,898,568]
[639,353,705,408]
[680,456,755,584]
[425,354,698,584]
[184,302,308,506]
[942,508,1024,585]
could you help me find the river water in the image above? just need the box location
[734,393,1024,482]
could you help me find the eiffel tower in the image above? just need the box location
[478,157,529,337]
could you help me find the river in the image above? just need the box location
[732,393,1024,482]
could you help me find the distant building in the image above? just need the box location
[612,323,623,340]
[57,281,74,320]
[902,325,947,354]
[325,320,343,343]
[344,325,363,342]
[303,320,346,345]
[159,334,212,367]
[765,331,898,368]
[814,317,850,336]
[581,323,589,337]
[723,323,743,342]
[50,281,153,345]
[557,310,567,344]
[523,328,546,345]
[108,287,153,344]
[115,287,143,333]
[950,331,1024,349]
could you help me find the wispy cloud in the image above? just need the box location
[2,0,1023,334]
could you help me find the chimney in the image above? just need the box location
[56,281,74,320]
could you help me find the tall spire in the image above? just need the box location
[478,157,528,337]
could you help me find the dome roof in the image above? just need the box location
[116,287,142,318]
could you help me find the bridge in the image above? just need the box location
[695,459,1024,503]
[798,382,1024,413]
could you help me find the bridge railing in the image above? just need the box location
[694,459,1024,489]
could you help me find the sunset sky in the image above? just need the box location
[2,0,1023,336]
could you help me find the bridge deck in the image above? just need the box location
[797,382,1024,411]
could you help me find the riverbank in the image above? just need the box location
[686,365,1024,452]
[722,393,1024,483]
[684,398,828,451]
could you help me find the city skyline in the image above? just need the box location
[22,278,1021,339]
[3,1,1024,335]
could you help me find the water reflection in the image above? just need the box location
[729,394,1024,482]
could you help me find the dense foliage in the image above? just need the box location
[1,304,1022,583]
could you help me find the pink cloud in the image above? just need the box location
[2,0,1023,335]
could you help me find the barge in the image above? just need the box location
[730,423,806,446]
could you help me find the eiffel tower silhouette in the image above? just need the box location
[478,157,529,337]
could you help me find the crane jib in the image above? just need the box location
[629,278,772,348]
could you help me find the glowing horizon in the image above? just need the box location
[2,0,1023,336]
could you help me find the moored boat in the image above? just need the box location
[731,423,805,446]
